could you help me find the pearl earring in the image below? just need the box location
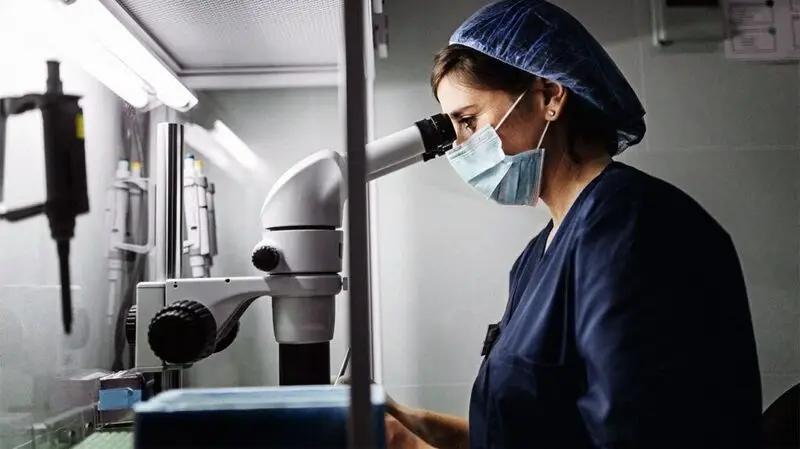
[547,110,555,117]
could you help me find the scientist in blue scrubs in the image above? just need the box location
[383,1,763,448]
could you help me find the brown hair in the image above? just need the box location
[430,44,617,157]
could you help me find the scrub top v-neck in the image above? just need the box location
[467,162,762,449]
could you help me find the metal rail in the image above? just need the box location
[343,0,374,446]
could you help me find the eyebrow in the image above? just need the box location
[448,105,476,119]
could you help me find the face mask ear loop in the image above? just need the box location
[496,90,528,132]
[536,120,551,149]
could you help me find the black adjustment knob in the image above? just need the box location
[252,246,281,272]
[148,300,217,365]
[213,321,240,354]
[125,305,137,346]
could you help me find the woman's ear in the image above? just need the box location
[542,80,567,121]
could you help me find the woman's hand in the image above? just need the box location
[334,375,405,418]
[335,378,462,448]
[385,414,432,449]
[386,400,469,449]
[384,391,405,418]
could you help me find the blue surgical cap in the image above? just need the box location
[450,0,646,153]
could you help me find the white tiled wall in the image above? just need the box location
[200,0,800,416]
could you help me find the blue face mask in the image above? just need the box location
[446,91,549,207]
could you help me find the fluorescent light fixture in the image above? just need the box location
[4,0,148,108]
[55,0,197,110]
[31,0,197,111]
[184,121,269,182]
[183,123,236,173]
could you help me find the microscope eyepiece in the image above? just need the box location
[416,113,456,161]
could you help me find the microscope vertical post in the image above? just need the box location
[153,122,184,389]
[155,123,184,282]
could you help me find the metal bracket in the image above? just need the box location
[113,178,157,254]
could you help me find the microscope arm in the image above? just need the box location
[132,275,342,369]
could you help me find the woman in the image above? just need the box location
[384,1,763,448]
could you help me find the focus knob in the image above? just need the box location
[125,305,137,346]
[148,300,217,365]
[252,246,281,272]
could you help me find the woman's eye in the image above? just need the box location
[459,116,476,132]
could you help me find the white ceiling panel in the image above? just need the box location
[100,0,346,87]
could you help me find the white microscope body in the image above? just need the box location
[129,114,455,383]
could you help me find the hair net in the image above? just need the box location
[450,0,646,153]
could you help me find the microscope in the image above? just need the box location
[125,113,455,387]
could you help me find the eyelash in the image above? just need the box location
[459,116,476,131]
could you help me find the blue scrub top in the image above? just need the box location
[469,162,762,449]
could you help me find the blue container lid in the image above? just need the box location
[134,384,386,413]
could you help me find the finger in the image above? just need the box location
[384,415,403,446]
[384,394,403,418]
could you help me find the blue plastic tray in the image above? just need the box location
[133,384,386,449]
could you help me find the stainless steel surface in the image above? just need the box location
[138,122,186,389]
[154,123,184,281]
[146,107,174,282]
[133,282,167,371]
[364,0,383,385]
[343,0,373,446]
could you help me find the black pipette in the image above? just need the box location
[0,61,89,334]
